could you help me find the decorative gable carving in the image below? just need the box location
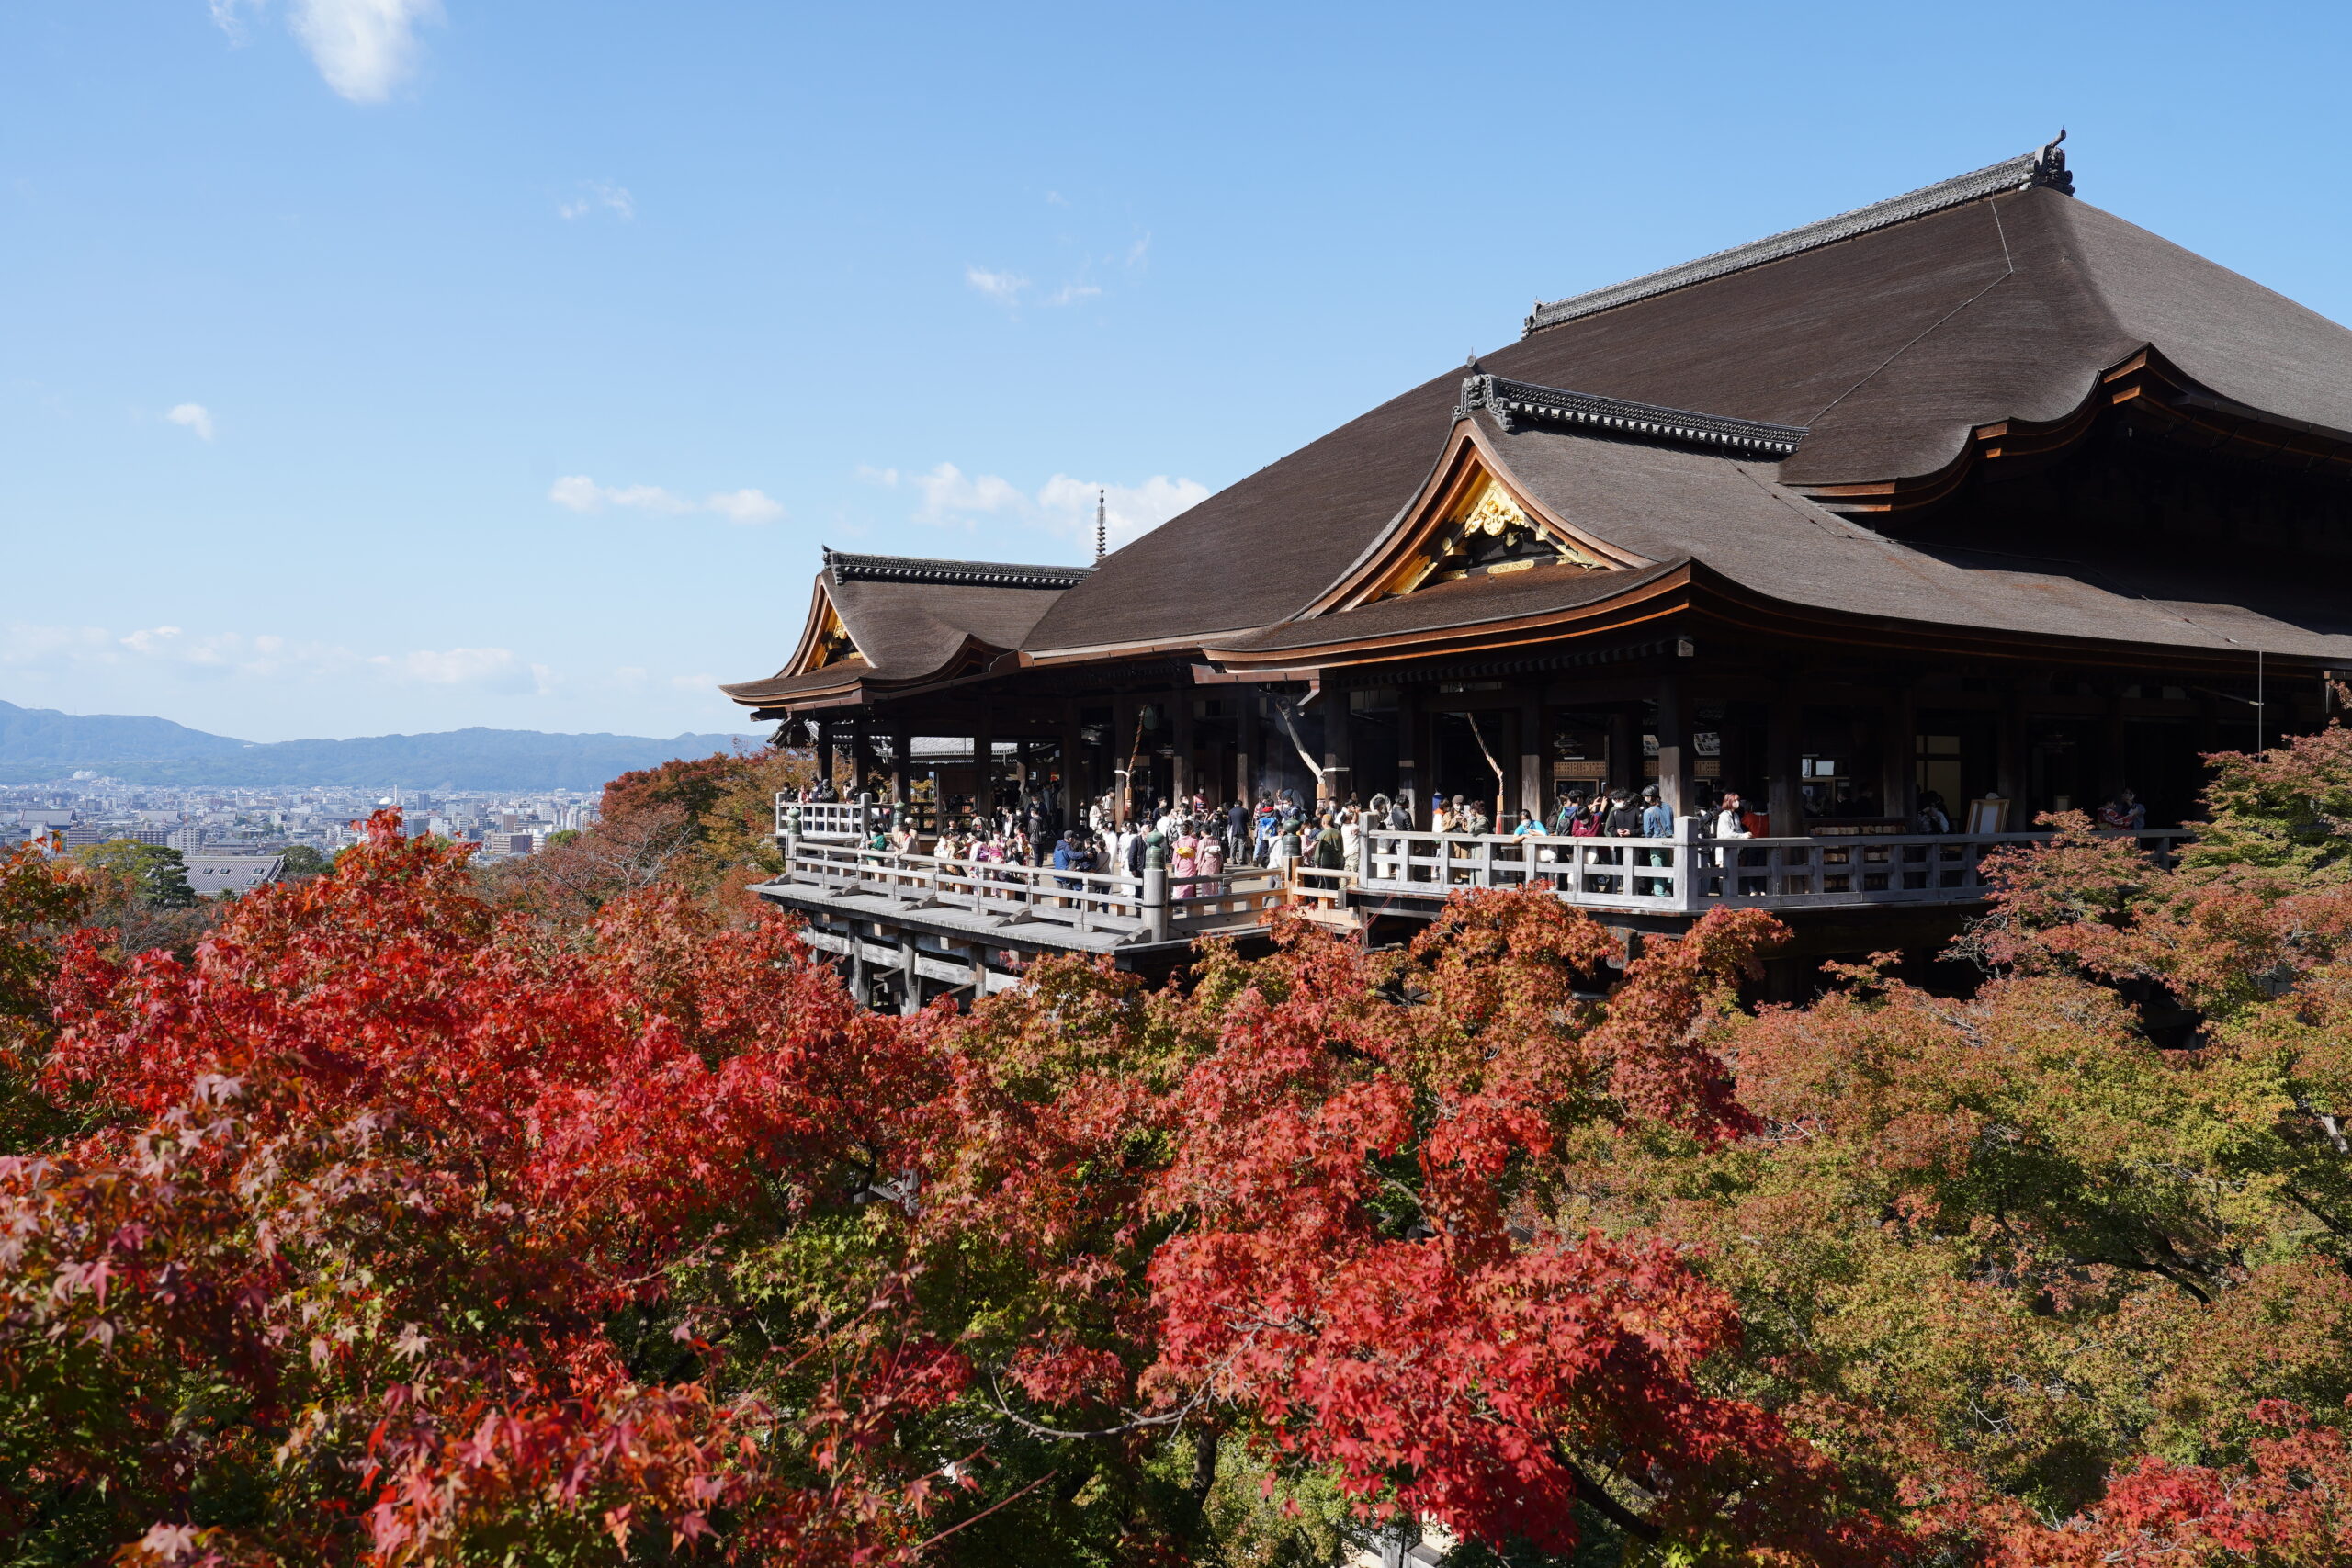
[1299,418,1656,618]
[808,600,860,670]
[1372,473,1612,601]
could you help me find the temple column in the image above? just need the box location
[1653,673,1690,819]
[1322,693,1353,807]
[817,719,839,793]
[1110,695,1136,827]
[1767,689,1804,838]
[1519,696,1544,821]
[1059,702,1084,830]
[852,721,876,801]
[1608,709,1637,796]
[1396,685,1424,821]
[2098,684,2127,807]
[1996,688,2030,820]
[890,725,911,808]
[972,707,994,824]
[1233,688,1258,806]
[1882,681,1915,822]
[1172,687,1195,806]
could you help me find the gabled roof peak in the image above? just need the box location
[1523,136,2074,336]
[1457,373,1807,457]
[822,549,1093,590]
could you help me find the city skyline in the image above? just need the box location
[7,2,2350,741]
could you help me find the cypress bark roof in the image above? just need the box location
[1209,410,2352,665]
[1023,168,2352,657]
[719,556,1074,707]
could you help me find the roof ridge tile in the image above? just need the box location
[1460,374,1807,456]
[823,549,1092,589]
[1523,139,2073,335]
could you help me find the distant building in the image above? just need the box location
[167,825,205,852]
[185,853,285,900]
[62,824,165,848]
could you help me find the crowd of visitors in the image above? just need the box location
[779,773,2159,884]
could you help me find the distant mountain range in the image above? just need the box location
[0,700,767,791]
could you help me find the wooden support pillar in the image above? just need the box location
[1394,686,1421,819]
[1172,686,1195,806]
[1110,695,1136,827]
[1653,674,1690,819]
[1996,688,2029,811]
[1519,697,1544,822]
[890,725,911,808]
[1059,702,1084,829]
[972,708,995,823]
[1322,692,1353,807]
[1607,709,1637,795]
[1882,682,1915,822]
[852,721,876,801]
[2098,684,2127,807]
[1767,689,1804,838]
[817,719,839,792]
[1241,691,1261,808]
[899,936,922,1018]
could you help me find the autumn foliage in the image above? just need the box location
[2,723,2351,1565]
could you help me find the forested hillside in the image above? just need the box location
[4,730,2350,1566]
[0,698,760,790]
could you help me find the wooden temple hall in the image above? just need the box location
[724,140,2352,998]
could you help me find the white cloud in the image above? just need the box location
[872,462,1023,525]
[209,0,439,103]
[290,0,439,102]
[548,476,692,515]
[965,266,1028,305]
[548,476,782,525]
[862,464,1207,551]
[1046,282,1102,306]
[4,620,557,695]
[1037,473,1210,550]
[704,488,785,525]
[559,180,635,221]
[214,1,440,102]
[166,403,214,441]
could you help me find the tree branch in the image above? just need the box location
[1547,1440,1662,1544]
[981,1370,1212,1441]
[910,1467,1059,1552]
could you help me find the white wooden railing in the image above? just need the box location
[778,838,1284,943]
[1362,821,2194,915]
[775,795,881,843]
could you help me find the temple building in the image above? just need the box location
[724,141,2352,998]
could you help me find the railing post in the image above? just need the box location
[1674,815,1702,912]
[1143,865,1170,942]
[782,830,800,880]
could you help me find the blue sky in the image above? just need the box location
[6,2,2348,742]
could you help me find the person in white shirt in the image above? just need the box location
[1712,789,1753,840]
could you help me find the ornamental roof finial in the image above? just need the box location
[1094,488,1107,563]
